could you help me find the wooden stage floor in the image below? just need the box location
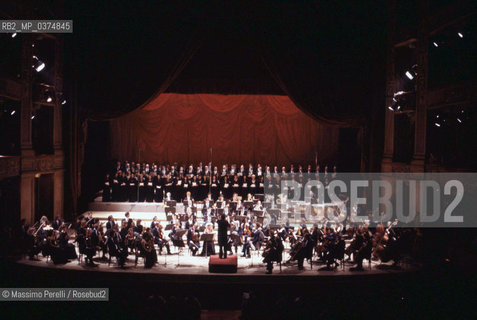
[18,251,417,277]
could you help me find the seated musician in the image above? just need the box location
[223,205,231,217]
[106,215,116,230]
[152,223,170,255]
[84,228,97,266]
[251,224,265,251]
[134,219,144,235]
[216,195,225,208]
[262,230,284,274]
[52,216,63,230]
[183,191,194,208]
[141,229,157,268]
[185,216,195,230]
[169,221,182,241]
[234,199,242,214]
[185,206,193,221]
[202,200,213,218]
[253,200,263,211]
[150,216,158,229]
[85,212,94,227]
[292,228,315,270]
[230,221,242,254]
[186,223,200,256]
[25,226,42,260]
[242,224,252,258]
[200,222,215,256]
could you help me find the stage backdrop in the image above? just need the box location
[110,93,339,166]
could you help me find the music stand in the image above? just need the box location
[256,216,265,225]
[199,233,214,257]
[165,206,176,215]
[166,200,177,207]
[253,210,264,217]
[235,215,247,223]
[172,229,187,266]
[165,224,174,231]
[244,201,254,209]
[230,233,242,245]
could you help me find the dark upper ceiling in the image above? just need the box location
[25,1,387,121]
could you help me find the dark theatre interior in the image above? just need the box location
[1,1,477,319]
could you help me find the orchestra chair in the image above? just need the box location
[134,249,146,267]
[272,260,282,272]
[108,249,118,266]
[360,254,372,270]
[336,239,346,270]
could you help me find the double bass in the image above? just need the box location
[288,237,305,262]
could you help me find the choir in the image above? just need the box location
[102,161,338,202]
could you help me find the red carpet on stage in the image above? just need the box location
[208,255,238,273]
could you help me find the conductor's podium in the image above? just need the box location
[208,255,238,273]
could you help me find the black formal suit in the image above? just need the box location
[103,177,112,202]
[52,219,62,230]
[106,220,115,230]
[217,218,230,259]
[128,177,138,202]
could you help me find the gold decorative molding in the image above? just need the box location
[0,156,20,180]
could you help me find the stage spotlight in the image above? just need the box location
[458,32,463,38]
[433,42,438,47]
[61,99,66,105]
[394,91,405,96]
[396,105,401,111]
[32,56,46,72]
[10,110,15,116]
[11,33,17,38]
[31,115,35,120]
[46,96,52,103]
[405,71,414,80]
[388,106,394,111]
[435,123,441,127]
[35,62,45,72]
[457,118,462,123]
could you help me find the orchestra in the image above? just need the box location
[19,163,420,274]
[21,209,419,275]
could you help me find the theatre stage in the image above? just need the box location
[71,200,419,279]
[18,252,416,277]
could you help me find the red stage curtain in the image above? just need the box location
[110,93,338,166]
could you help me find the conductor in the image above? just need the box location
[217,214,230,259]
